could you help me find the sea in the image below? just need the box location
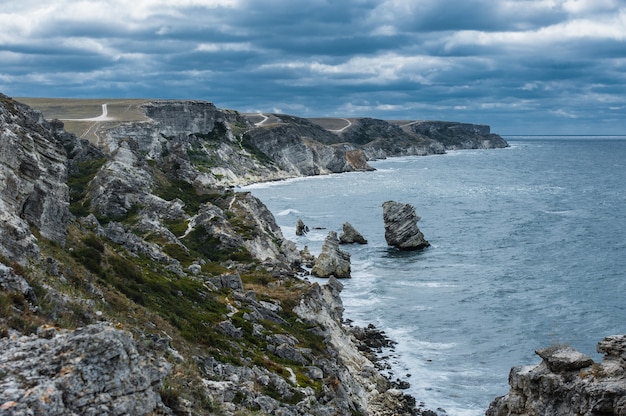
[241,136,626,415]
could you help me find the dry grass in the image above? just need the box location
[307,118,353,131]
[17,97,153,143]
[17,98,150,120]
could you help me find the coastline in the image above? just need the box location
[1,95,508,415]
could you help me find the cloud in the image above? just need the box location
[0,0,625,134]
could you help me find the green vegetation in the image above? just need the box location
[193,121,228,142]
[240,133,274,164]
[67,158,107,216]
[154,178,222,215]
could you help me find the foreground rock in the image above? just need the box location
[311,231,351,278]
[382,201,430,250]
[487,335,626,416]
[339,222,368,244]
[0,323,169,416]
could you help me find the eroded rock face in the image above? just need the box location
[487,336,626,416]
[0,323,169,416]
[311,231,351,278]
[382,201,429,250]
[0,94,70,261]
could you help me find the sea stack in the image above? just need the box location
[382,201,430,250]
[311,231,351,278]
[339,222,368,244]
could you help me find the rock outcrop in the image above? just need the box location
[311,231,352,278]
[339,222,368,244]
[0,94,70,262]
[487,336,626,416]
[382,201,430,250]
[0,323,169,416]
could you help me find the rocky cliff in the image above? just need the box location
[1,93,436,415]
[487,336,626,416]
[0,95,70,262]
[403,120,509,150]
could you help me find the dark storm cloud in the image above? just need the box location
[1,0,625,134]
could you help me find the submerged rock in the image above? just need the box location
[311,231,351,278]
[339,222,367,244]
[382,201,429,250]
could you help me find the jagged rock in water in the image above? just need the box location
[487,335,626,416]
[311,232,351,278]
[296,218,309,236]
[0,94,70,262]
[339,222,367,244]
[382,201,430,250]
[0,323,170,416]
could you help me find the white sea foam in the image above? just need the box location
[276,208,300,216]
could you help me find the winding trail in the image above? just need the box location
[254,112,269,126]
[399,120,420,128]
[328,118,352,133]
[60,103,114,122]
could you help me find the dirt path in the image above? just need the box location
[328,118,352,133]
[254,112,269,126]
[61,103,114,121]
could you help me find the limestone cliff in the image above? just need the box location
[404,120,509,150]
[0,94,70,262]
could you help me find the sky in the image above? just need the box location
[1,0,625,134]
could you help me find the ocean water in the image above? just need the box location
[242,137,626,415]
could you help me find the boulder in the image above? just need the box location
[536,344,594,372]
[311,232,351,278]
[382,201,430,250]
[339,222,367,244]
